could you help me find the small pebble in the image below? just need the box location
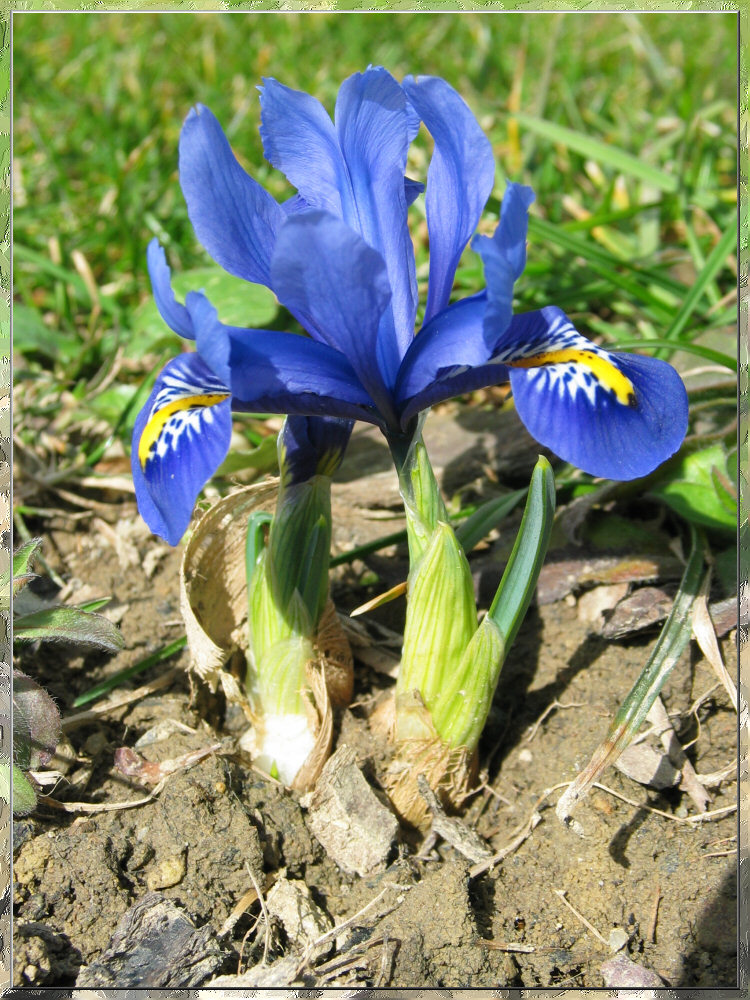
[146,853,186,890]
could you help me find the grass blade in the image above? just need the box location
[609,338,736,371]
[71,635,188,707]
[662,222,737,342]
[455,489,527,554]
[556,526,706,826]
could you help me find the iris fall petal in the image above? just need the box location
[132,353,233,545]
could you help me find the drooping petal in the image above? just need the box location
[494,306,689,480]
[186,291,383,426]
[472,182,536,340]
[132,353,232,546]
[402,74,495,324]
[269,211,397,425]
[179,104,284,287]
[259,79,345,217]
[335,67,418,365]
[279,415,354,486]
[147,239,195,340]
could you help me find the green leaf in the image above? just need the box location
[75,597,113,613]
[526,217,679,321]
[11,764,38,816]
[649,442,737,532]
[217,434,278,477]
[13,605,125,651]
[245,511,273,589]
[12,670,61,769]
[611,528,706,736]
[12,537,42,580]
[488,456,556,649]
[557,527,707,816]
[131,266,280,354]
[71,635,187,708]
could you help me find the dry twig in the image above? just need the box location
[469,807,542,878]
[647,882,662,943]
[553,888,609,947]
[61,667,181,730]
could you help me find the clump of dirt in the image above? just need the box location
[12,420,738,989]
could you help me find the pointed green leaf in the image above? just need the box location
[14,606,124,651]
[488,456,556,650]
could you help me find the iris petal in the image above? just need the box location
[269,211,397,424]
[132,354,232,545]
[147,240,194,340]
[396,292,489,414]
[495,307,689,480]
[402,75,495,323]
[335,68,418,365]
[179,104,284,287]
[259,79,345,217]
[473,182,536,342]
[186,290,382,426]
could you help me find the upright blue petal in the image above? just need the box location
[179,105,284,287]
[259,79,345,217]
[132,353,232,545]
[402,75,495,324]
[473,182,536,344]
[186,291,383,426]
[147,240,195,340]
[335,68,418,367]
[493,307,689,480]
[269,211,398,426]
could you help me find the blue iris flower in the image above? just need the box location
[133,68,688,545]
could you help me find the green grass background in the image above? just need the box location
[12,11,737,469]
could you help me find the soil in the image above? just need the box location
[12,408,738,989]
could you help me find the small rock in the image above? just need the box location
[266,873,333,955]
[577,582,629,628]
[305,744,399,876]
[600,952,669,988]
[607,926,630,952]
[600,586,675,639]
[202,953,303,988]
[614,743,681,790]
[146,851,187,890]
[75,891,226,988]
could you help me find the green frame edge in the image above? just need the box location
[2,1,745,996]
